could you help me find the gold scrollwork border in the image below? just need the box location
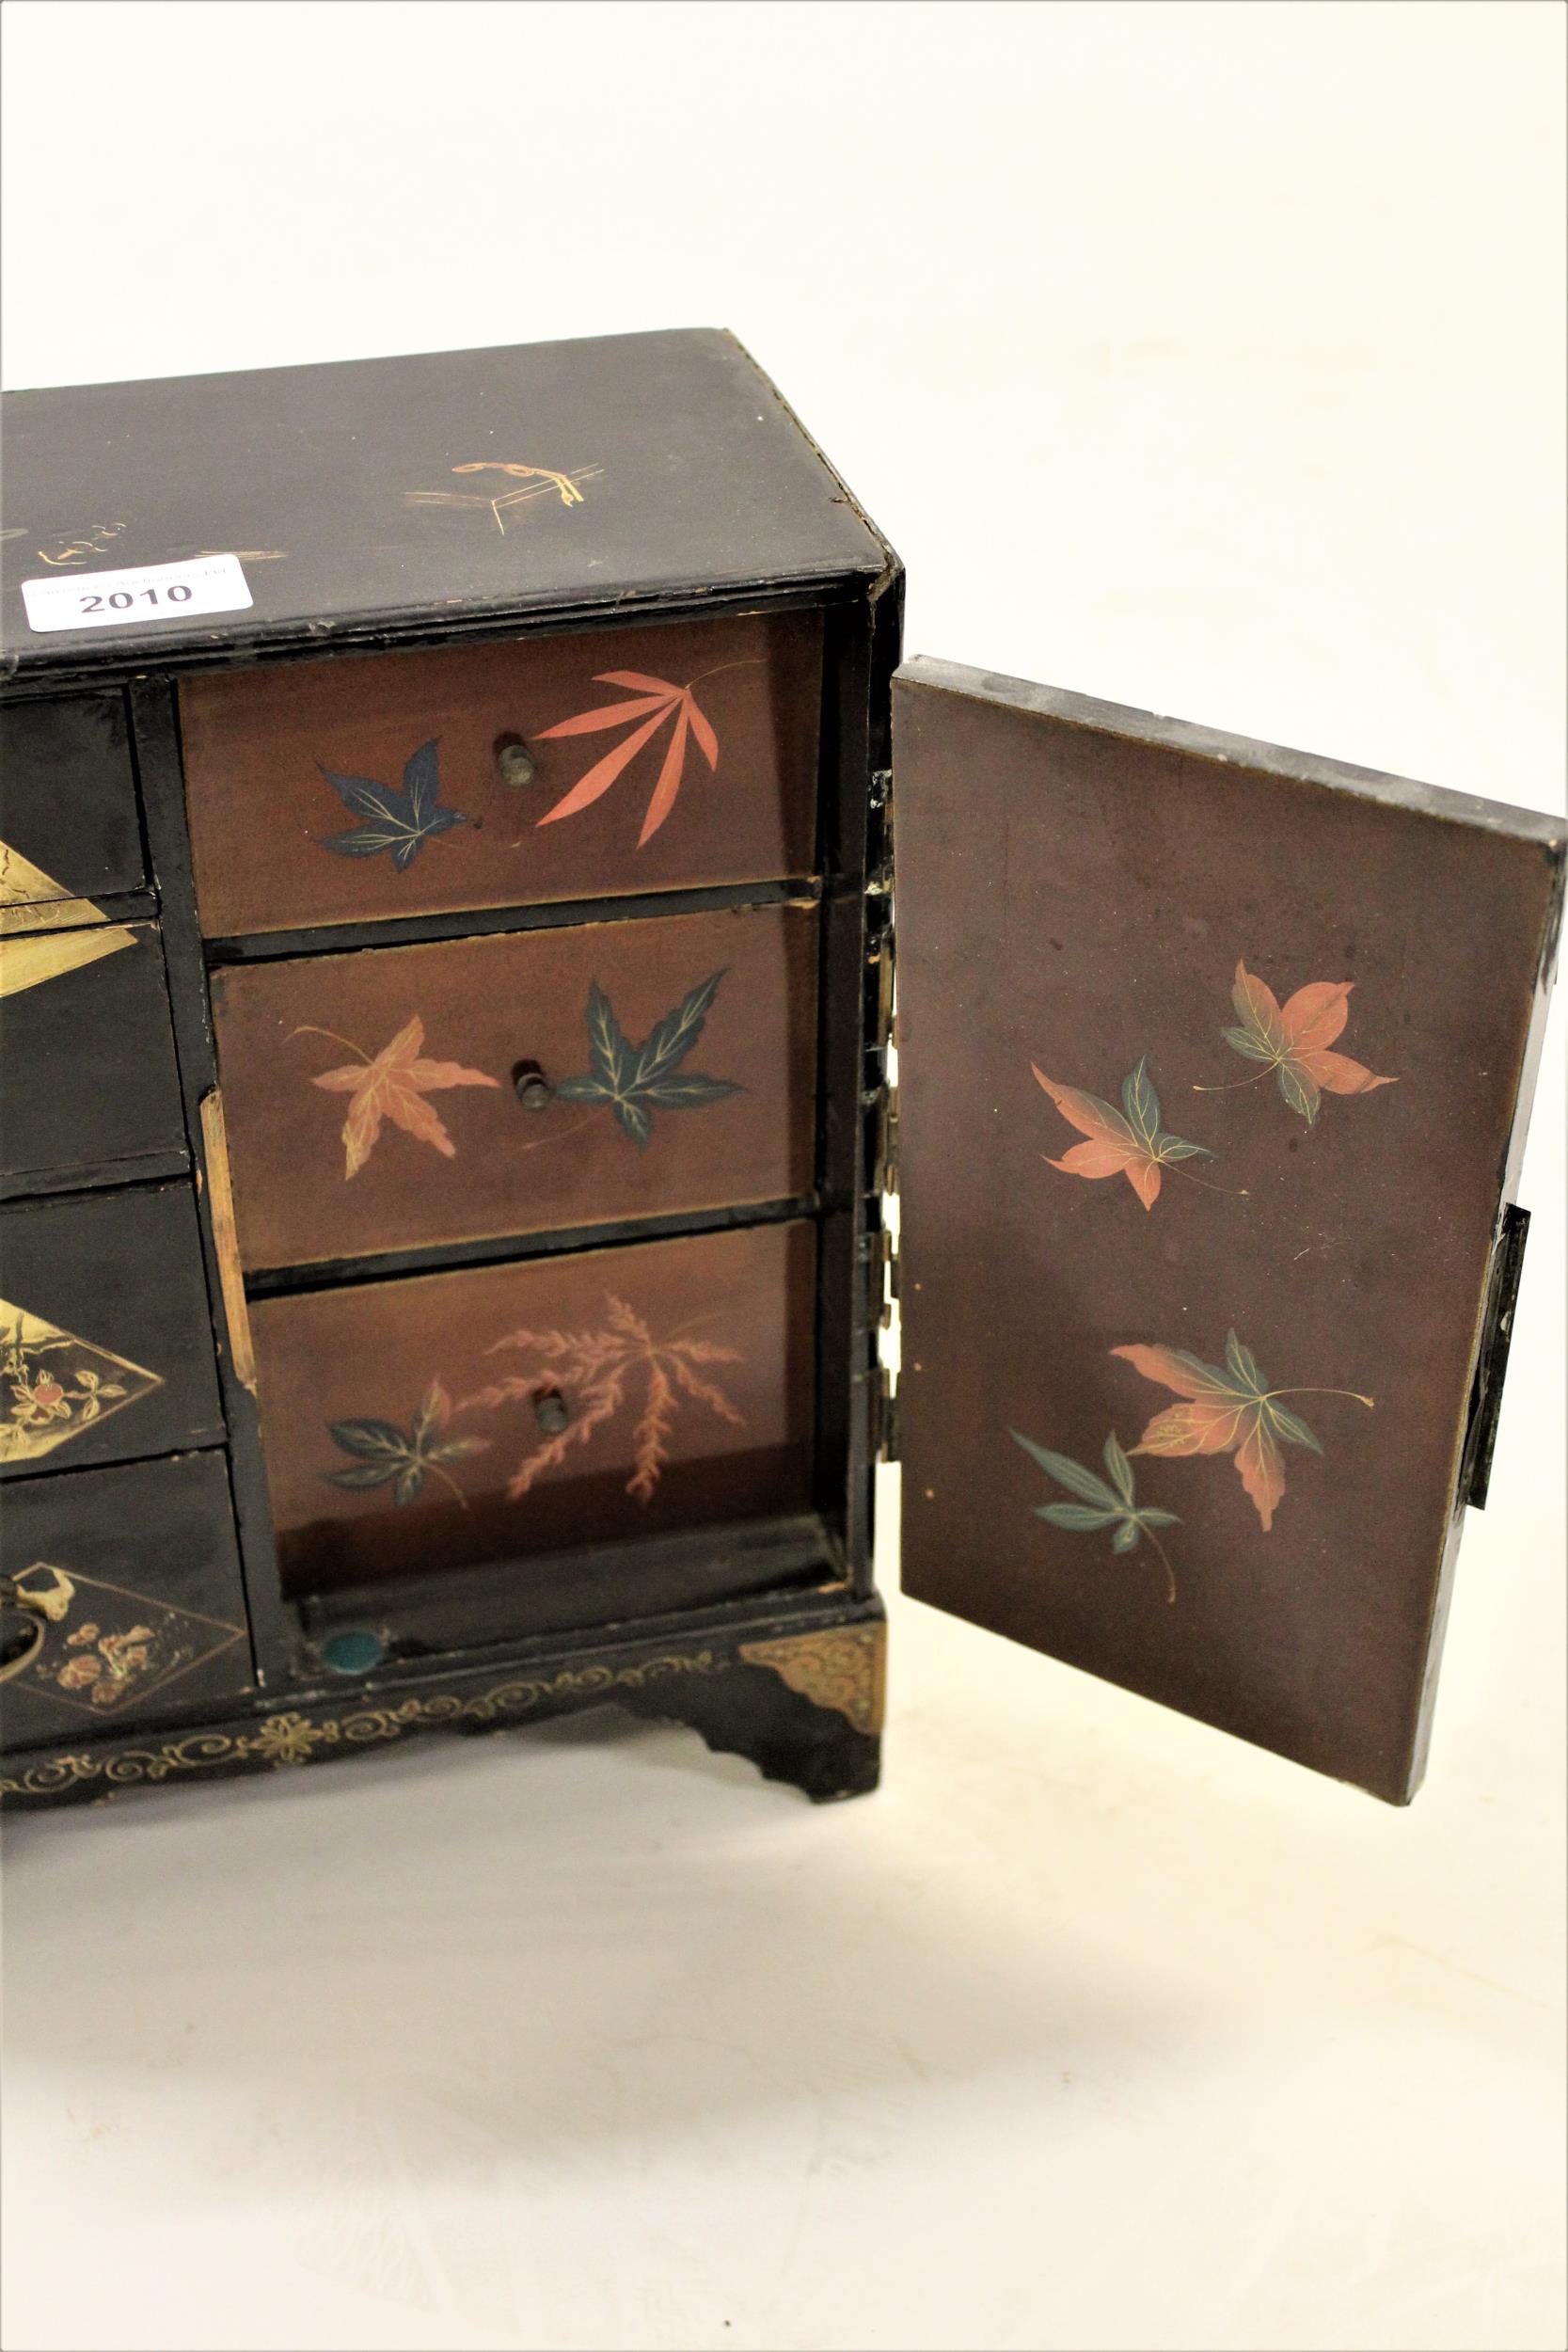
[1,1650,725,1802]
[738,1624,886,1736]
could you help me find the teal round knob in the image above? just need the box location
[320,1629,386,1677]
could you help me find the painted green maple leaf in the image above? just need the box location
[555,969,742,1149]
[1010,1427,1180,1601]
[323,1381,489,1506]
[319,738,469,869]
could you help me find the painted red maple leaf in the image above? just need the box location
[533,671,721,845]
[1033,1057,1213,1210]
[1112,1330,1372,1531]
[301,1015,499,1178]
[1208,963,1397,1125]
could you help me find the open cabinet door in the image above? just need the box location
[892,659,1562,1802]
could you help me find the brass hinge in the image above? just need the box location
[866,1225,899,1334]
[873,1366,901,1464]
[1462,1202,1530,1509]
[878,1226,899,1327]
[874,930,895,1050]
[875,1084,900,1195]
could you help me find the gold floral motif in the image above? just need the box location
[0,1305,163,1468]
[404,461,603,535]
[247,1710,338,1767]
[1,1651,726,1801]
[34,519,130,568]
[738,1625,887,1735]
[2,1563,245,1718]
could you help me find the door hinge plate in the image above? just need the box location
[1462,1202,1530,1509]
[874,1366,901,1464]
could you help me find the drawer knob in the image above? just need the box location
[320,1629,387,1677]
[512,1060,553,1113]
[534,1389,570,1437]
[494,734,536,789]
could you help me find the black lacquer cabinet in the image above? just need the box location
[0,331,1560,1811]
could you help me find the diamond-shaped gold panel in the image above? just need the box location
[0,925,136,998]
[4,1562,245,1720]
[0,1300,163,1466]
[0,838,112,936]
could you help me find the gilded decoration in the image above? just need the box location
[0,1649,727,1801]
[0,1303,162,1467]
[0,1564,245,1719]
[738,1624,886,1735]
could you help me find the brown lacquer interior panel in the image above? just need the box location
[894,662,1563,1803]
[249,1219,816,1597]
[179,608,823,936]
[211,901,819,1270]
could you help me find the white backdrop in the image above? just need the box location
[2,8,1563,2350]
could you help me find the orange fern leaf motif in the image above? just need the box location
[533,671,721,845]
[460,1295,745,1504]
[304,1015,499,1177]
[1212,962,1396,1124]
[1112,1331,1372,1531]
[1033,1057,1212,1210]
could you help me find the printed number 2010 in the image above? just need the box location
[80,583,195,613]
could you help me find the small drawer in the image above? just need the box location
[179,609,823,940]
[1,922,187,1194]
[211,901,818,1271]
[249,1217,816,1597]
[0,1451,253,1748]
[1,693,145,930]
[0,1184,226,1478]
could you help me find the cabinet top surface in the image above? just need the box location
[1,328,892,687]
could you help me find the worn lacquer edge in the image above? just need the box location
[198,1089,257,1394]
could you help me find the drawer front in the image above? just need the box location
[249,1218,816,1597]
[0,1451,253,1748]
[211,901,818,1271]
[0,1184,225,1478]
[1,922,187,1193]
[0,693,145,930]
[179,609,823,939]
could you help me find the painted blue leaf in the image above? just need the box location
[402,739,442,827]
[1138,1507,1181,1528]
[317,743,467,867]
[1225,1332,1265,1394]
[1102,1431,1135,1505]
[1009,1430,1122,1511]
[321,768,404,821]
[562,971,740,1150]
[1268,1402,1322,1454]
[1277,1063,1321,1125]
[612,1096,654,1150]
[1037,1502,1122,1532]
[324,824,414,858]
[585,982,636,1093]
[1121,1057,1161,1148]
[325,1459,404,1491]
[1111,1519,1140,1553]
[1157,1136,1212,1161]
[1223,1025,1277,1063]
[635,969,726,1089]
[642,1074,743,1107]
[329,1418,412,1459]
